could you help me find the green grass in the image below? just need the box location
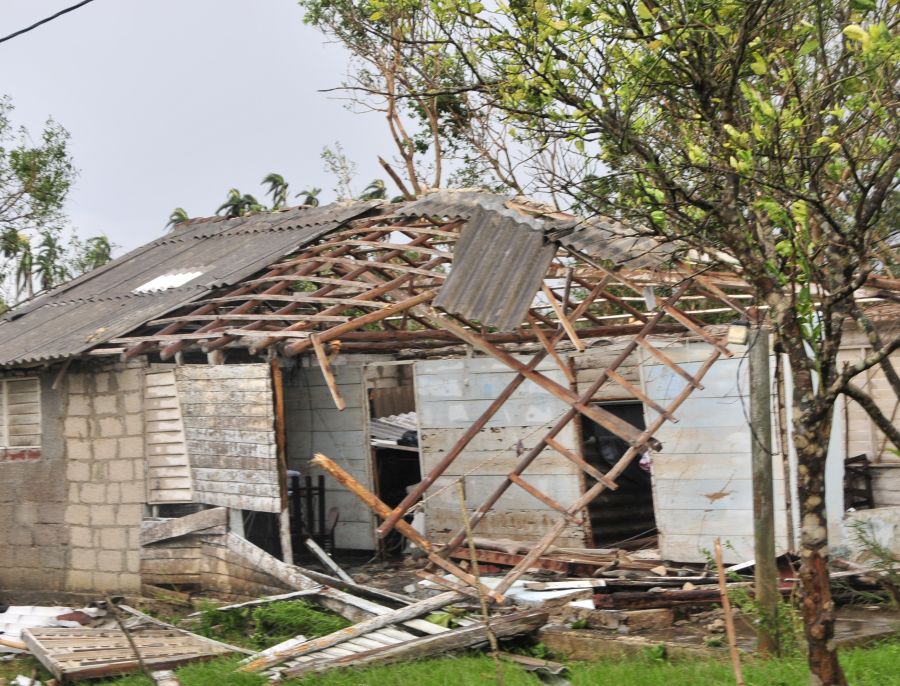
[5,639,896,686]
[193,600,351,650]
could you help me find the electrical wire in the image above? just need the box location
[0,0,99,46]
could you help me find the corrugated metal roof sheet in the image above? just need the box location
[546,215,674,270]
[0,202,380,367]
[398,191,557,331]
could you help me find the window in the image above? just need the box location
[0,377,41,460]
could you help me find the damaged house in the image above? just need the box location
[0,191,898,598]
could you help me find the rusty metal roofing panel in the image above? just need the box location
[0,202,379,367]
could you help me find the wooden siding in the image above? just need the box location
[176,365,279,513]
[839,349,900,464]
[144,370,192,504]
[285,362,375,550]
[415,356,586,547]
[640,339,791,564]
[570,342,641,401]
[2,377,41,447]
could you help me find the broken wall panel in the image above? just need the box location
[415,356,587,547]
[640,340,790,563]
[144,369,192,504]
[176,364,279,513]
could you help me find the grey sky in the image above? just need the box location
[3,0,392,255]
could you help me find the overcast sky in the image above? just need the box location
[3,0,392,254]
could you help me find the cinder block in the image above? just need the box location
[80,483,106,504]
[108,460,133,481]
[41,546,67,569]
[67,395,92,416]
[67,439,92,461]
[64,416,89,439]
[124,413,142,436]
[116,503,144,523]
[94,394,118,415]
[33,527,66,546]
[71,547,96,570]
[118,572,141,592]
[13,501,38,526]
[124,550,140,573]
[98,416,124,438]
[7,527,33,546]
[65,504,90,525]
[67,374,86,394]
[66,569,94,590]
[106,483,120,502]
[93,438,118,460]
[118,437,143,458]
[118,370,142,393]
[93,571,121,591]
[91,462,109,481]
[90,504,117,527]
[70,526,93,547]
[95,372,112,393]
[123,393,142,413]
[67,460,90,482]
[119,482,145,504]
[36,503,66,525]
[97,550,123,572]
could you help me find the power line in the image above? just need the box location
[0,0,99,46]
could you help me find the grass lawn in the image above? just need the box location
[13,639,885,686]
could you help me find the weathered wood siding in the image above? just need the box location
[3,377,41,447]
[871,465,900,507]
[839,348,900,464]
[415,356,586,547]
[285,361,374,549]
[144,370,192,504]
[176,365,279,513]
[640,339,791,564]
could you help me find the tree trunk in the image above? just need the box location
[793,400,847,686]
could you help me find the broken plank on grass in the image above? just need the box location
[280,609,549,677]
[185,590,323,617]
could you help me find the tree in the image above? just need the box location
[262,172,290,209]
[165,207,190,230]
[216,188,264,218]
[0,95,111,309]
[298,0,543,197]
[423,2,898,683]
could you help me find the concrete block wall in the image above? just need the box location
[0,374,68,590]
[63,362,147,593]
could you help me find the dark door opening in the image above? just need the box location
[582,401,657,547]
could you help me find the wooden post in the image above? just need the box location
[749,325,779,655]
[271,359,294,565]
[714,538,745,686]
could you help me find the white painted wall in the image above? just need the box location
[284,358,378,550]
[415,355,587,547]
[640,339,792,564]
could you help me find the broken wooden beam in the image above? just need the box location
[304,537,354,584]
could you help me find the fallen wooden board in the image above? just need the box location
[22,628,232,681]
[140,508,227,546]
[118,605,253,656]
[281,609,549,677]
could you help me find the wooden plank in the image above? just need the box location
[542,284,585,352]
[311,335,347,411]
[281,610,548,677]
[140,508,227,545]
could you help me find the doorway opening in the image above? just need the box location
[582,401,657,547]
[365,362,422,557]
